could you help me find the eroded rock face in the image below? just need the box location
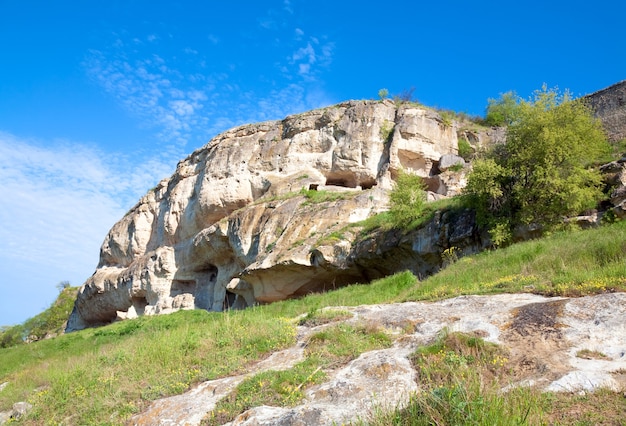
[67,101,496,331]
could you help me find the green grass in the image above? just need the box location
[363,330,544,425]
[457,137,473,160]
[1,220,625,424]
[204,322,392,425]
[299,188,356,205]
[0,309,296,424]
[363,330,626,425]
[0,286,79,348]
[398,220,626,302]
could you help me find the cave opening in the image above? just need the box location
[222,291,237,310]
[131,296,148,315]
[170,280,197,297]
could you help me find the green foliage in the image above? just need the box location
[379,119,394,143]
[0,325,25,348]
[204,322,391,425]
[377,88,389,100]
[457,137,473,160]
[389,171,427,227]
[0,286,78,348]
[484,91,520,126]
[299,187,353,205]
[354,196,463,238]
[399,219,626,301]
[0,308,296,424]
[465,86,610,245]
[367,331,541,425]
[438,110,455,127]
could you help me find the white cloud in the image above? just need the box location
[288,38,334,80]
[170,99,196,116]
[299,63,311,75]
[292,42,316,64]
[84,25,336,158]
[0,132,174,326]
[84,49,208,149]
[284,0,293,14]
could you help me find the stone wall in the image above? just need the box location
[584,80,626,142]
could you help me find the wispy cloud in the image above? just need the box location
[0,132,174,324]
[287,32,334,80]
[84,48,210,150]
[82,4,338,174]
[84,1,336,154]
[283,0,293,14]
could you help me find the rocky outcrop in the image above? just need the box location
[585,80,626,142]
[67,101,499,331]
[131,292,626,425]
[0,401,32,425]
[600,155,626,219]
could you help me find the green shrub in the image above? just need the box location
[483,91,519,126]
[389,171,427,228]
[379,119,394,143]
[465,86,610,245]
[457,137,473,160]
[0,286,78,347]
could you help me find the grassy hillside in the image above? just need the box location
[0,219,625,424]
[0,286,78,348]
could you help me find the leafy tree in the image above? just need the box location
[484,91,520,126]
[0,324,25,348]
[378,88,389,100]
[389,171,427,226]
[465,86,609,246]
[0,285,78,347]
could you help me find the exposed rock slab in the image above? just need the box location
[131,292,626,426]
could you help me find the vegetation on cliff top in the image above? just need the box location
[0,284,78,348]
[465,86,610,246]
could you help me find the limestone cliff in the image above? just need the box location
[67,100,496,331]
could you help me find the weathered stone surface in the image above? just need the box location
[438,153,465,171]
[130,293,626,425]
[67,101,474,331]
[0,402,33,425]
[585,79,626,142]
[456,125,506,152]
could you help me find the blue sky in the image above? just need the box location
[0,0,624,326]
